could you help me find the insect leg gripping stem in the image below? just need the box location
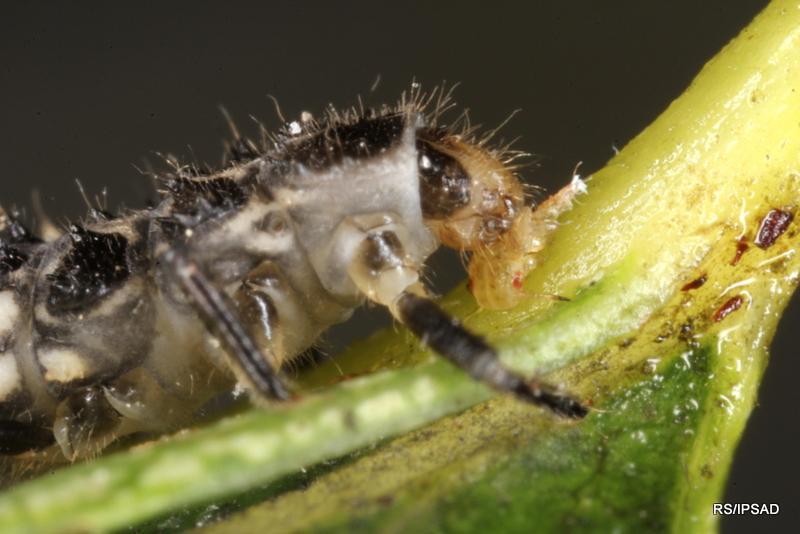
[161,249,291,401]
[395,292,588,419]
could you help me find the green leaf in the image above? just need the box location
[1,1,799,532]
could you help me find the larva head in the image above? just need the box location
[416,129,526,251]
[467,175,588,310]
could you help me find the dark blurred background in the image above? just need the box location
[0,1,795,531]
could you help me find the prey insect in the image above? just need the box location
[0,87,587,467]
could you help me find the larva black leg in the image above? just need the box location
[0,420,55,455]
[397,292,587,418]
[162,250,291,401]
[339,216,587,418]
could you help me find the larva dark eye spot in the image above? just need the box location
[416,139,471,219]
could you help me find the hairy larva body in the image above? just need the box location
[0,88,586,472]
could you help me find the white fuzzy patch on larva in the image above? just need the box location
[0,352,21,400]
[0,291,20,338]
[246,231,295,255]
[219,202,267,236]
[39,348,89,383]
[218,202,294,254]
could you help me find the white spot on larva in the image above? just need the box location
[288,121,302,135]
[0,352,21,400]
[0,291,20,337]
[39,348,89,383]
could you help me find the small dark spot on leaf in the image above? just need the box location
[641,358,659,375]
[754,208,793,249]
[343,410,357,430]
[678,321,695,343]
[701,464,714,479]
[730,237,748,266]
[712,295,744,322]
[376,494,395,507]
[618,337,636,348]
[681,273,707,291]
